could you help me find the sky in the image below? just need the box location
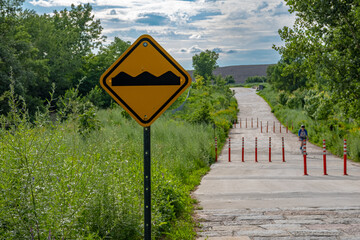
[23,0,296,70]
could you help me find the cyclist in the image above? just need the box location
[298,125,308,154]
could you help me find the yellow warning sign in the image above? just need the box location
[100,34,191,127]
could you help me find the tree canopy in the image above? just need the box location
[0,2,107,116]
[192,50,219,81]
[270,0,360,120]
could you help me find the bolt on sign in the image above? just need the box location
[100,34,191,127]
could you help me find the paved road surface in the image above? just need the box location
[193,88,360,240]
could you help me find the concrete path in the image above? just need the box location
[193,88,360,239]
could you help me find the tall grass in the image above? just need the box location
[0,77,238,239]
[0,108,216,239]
[258,83,360,162]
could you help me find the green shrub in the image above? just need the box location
[85,85,111,108]
[304,90,332,120]
[277,90,288,105]
[225,75,235,84]
[78,104,101,136]
[286,94,301,109]
[348,130,360,160]
[260,83,360,162]
[0,73,238,239]
[188,102,213,124]
[304,89,319,117]
[57,87,101,136]
[245,75,267,83]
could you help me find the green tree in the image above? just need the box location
[192,50,219,81]
[245,75,266,84]
[275,0,360,119]
[81,37,131,107]
[267,58,307,92]
[20,4,104,99]
[1,0,24,110]
[49,3,105,95]
[81,37,130,94]
[225,75,235,84]
[0,4,49,116]
[0,3,105,116]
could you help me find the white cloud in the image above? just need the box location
[30,0,96,7]
[189,34,202,40]
[25,0,295,68]
[177,45,203,54]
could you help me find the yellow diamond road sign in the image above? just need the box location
[100,35,191,127]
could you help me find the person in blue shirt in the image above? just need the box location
[298,125,308,153]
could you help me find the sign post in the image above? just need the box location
[100,35,191,239]
[144,126,151,238]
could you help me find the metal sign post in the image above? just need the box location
[144,127,151,239]
[100,34,191,239]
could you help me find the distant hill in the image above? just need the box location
[188,64,272,83]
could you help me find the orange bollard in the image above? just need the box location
[255,137,258,162]
[242,137,245,162]
[228,137,231,162]
[282,137,285,162]
[267,121,268,133]
[303,139,308,175]
[344,139,347,175]
[280,122,282,133]
[273,121,275,133]
[269,137,272,162]
[215,137,218,162]
[323,139,327,175]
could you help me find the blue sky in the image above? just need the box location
[23,0,295,70]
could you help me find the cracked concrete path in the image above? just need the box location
[193,87,360,240]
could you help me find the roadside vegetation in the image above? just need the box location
[0,2,237,236]
[245,76,266,84]
[262,0,360,162]
[242,71,360,162]
[258,83,360,162]
[0,72,237,239]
